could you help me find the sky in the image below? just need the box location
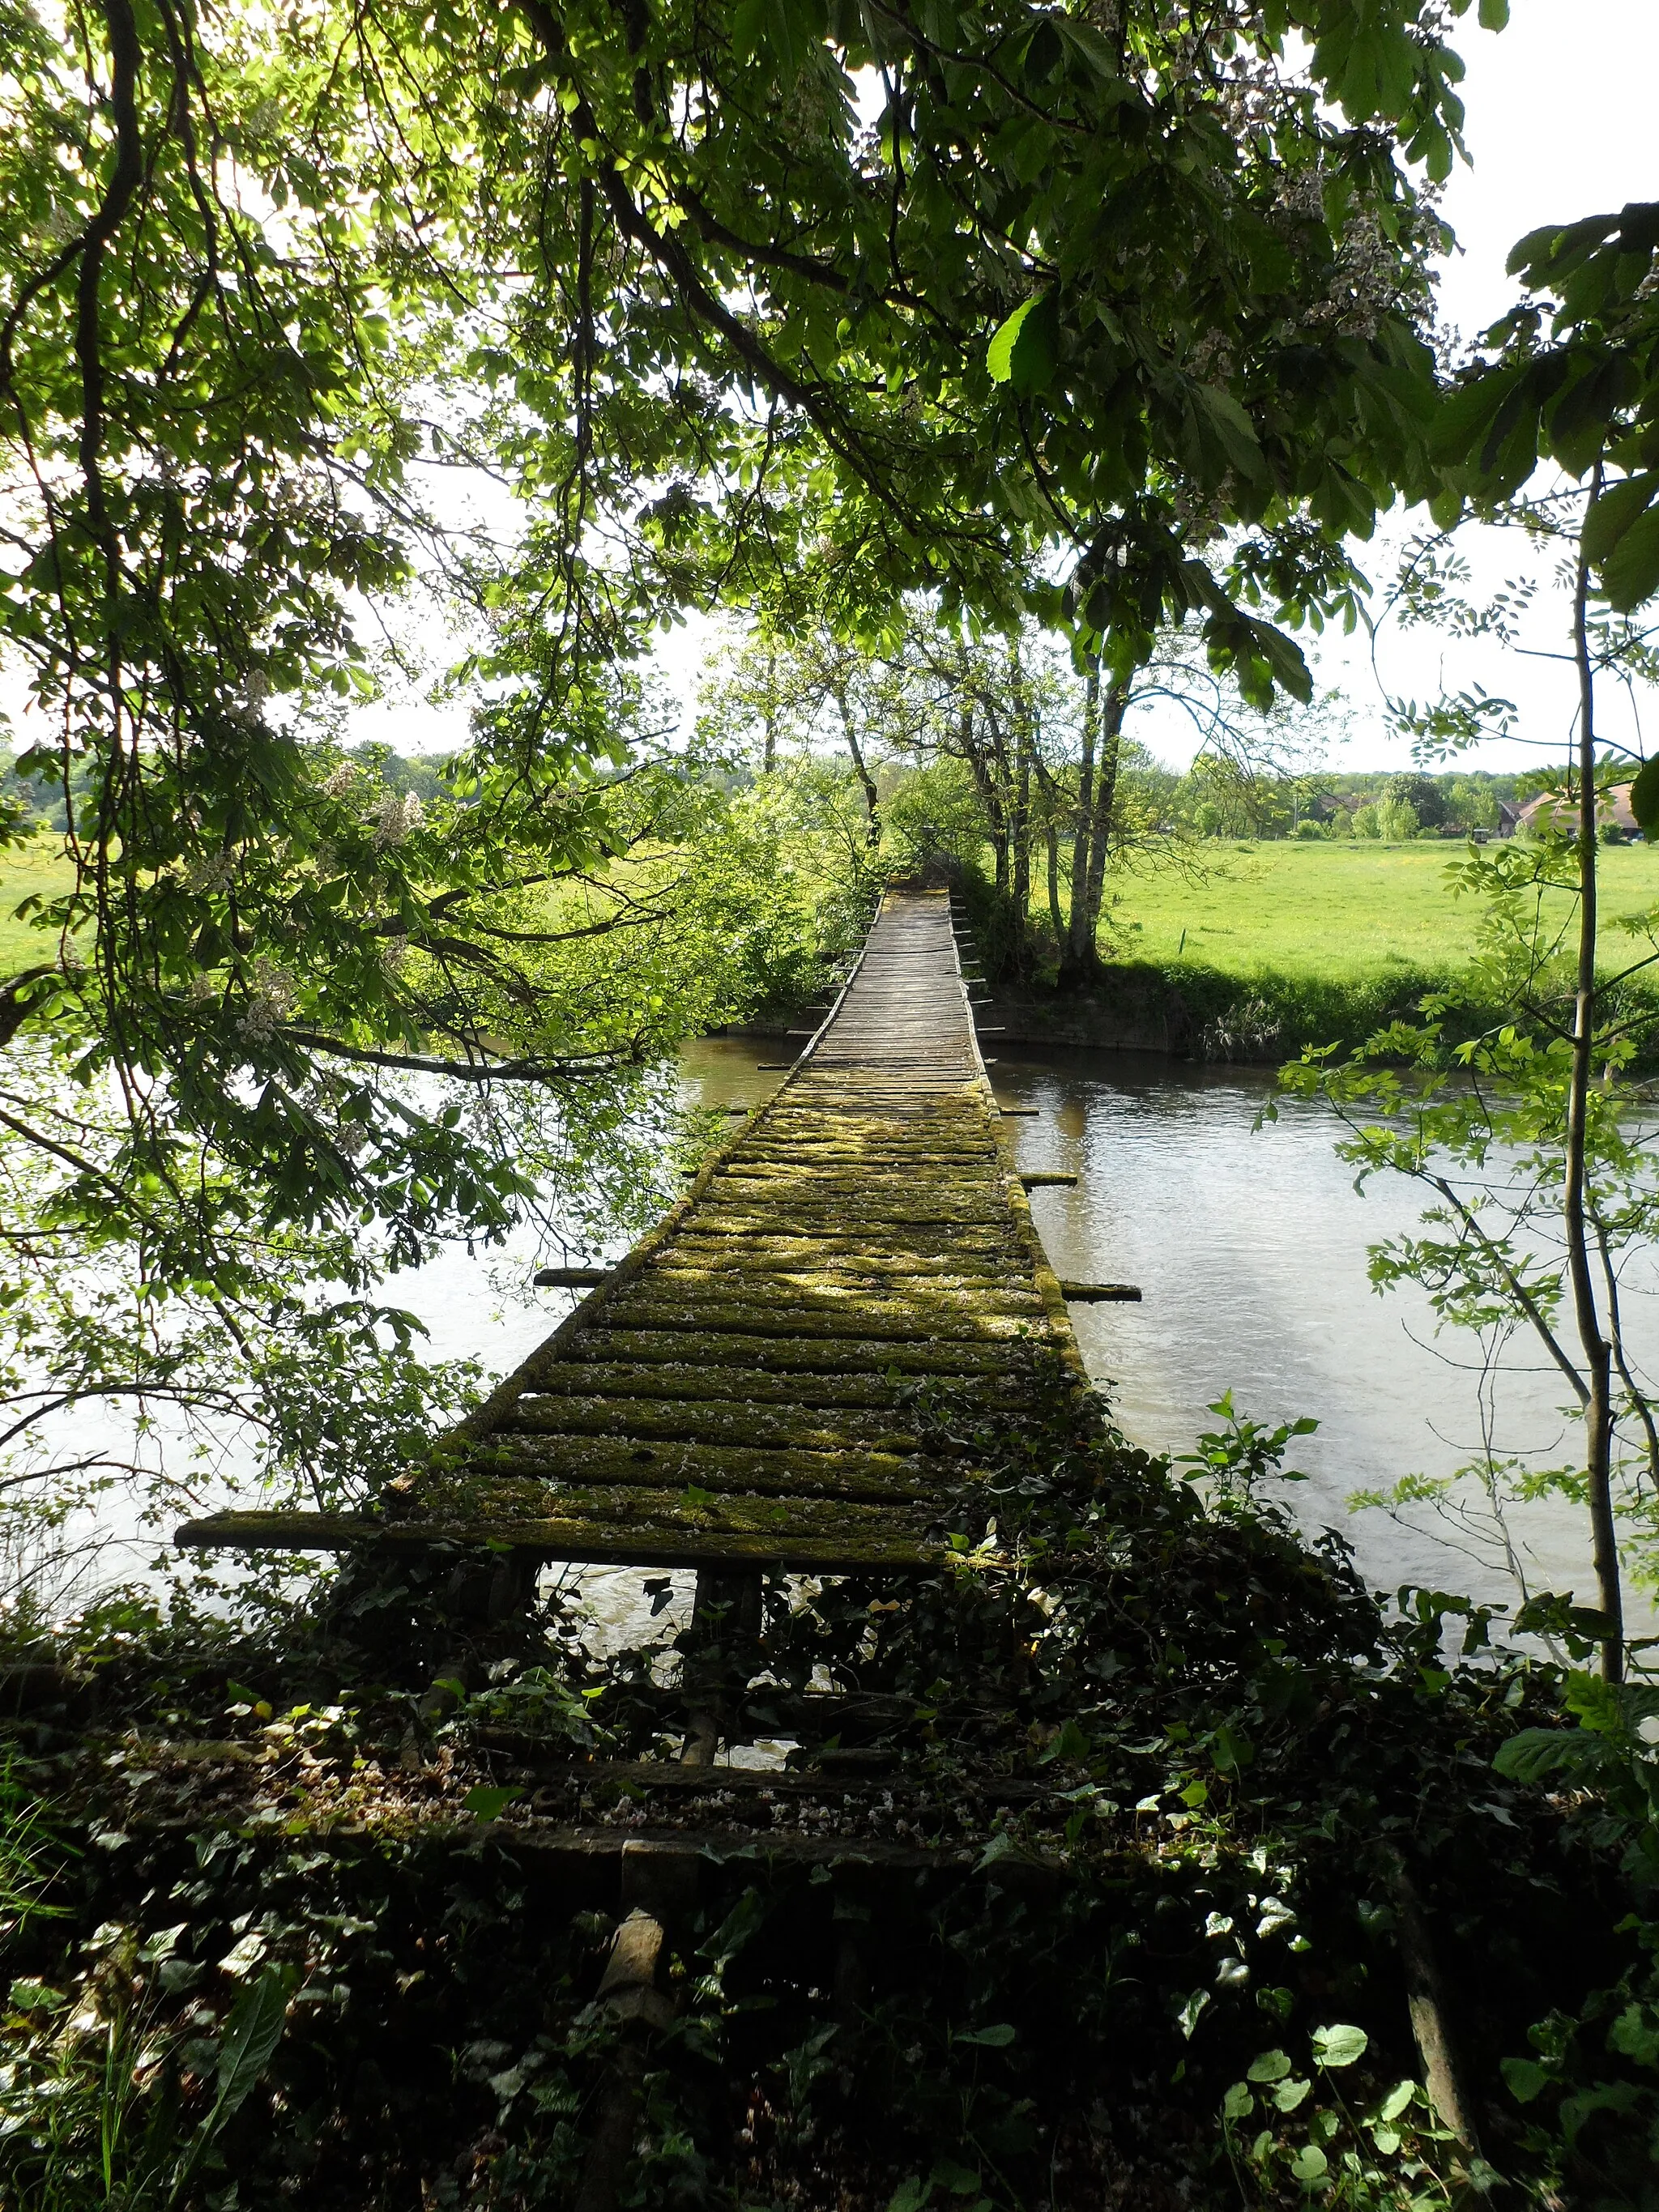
[6,2,1657,778]
[1286,0,1659,778]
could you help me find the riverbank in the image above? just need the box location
[957,838,1659,1063]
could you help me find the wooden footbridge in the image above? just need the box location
[178,889,1130,1580]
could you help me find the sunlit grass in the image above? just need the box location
[1100,838,1659,983]
[0,836,75,972]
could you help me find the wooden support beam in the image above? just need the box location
[533,1267,609,1289]
[173,1511,943,1575]
[1020,1171,1077,1188]
[1057,1280,1142,1302]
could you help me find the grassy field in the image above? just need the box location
[1102,837,1659,982]
[0,837,74,970]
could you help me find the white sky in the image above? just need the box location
[6,2,1657,778]
[1287,0,1659,778]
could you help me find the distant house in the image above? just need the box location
[1494,798,1525,837]
[1514,783,1638,840]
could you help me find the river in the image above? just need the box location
[31,1037,1648,1632]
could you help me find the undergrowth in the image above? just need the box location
[0,1377,1654,2208]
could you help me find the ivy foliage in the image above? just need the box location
[2,1373,1653,2206]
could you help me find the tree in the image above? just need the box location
[1386,770,1448,829]
[1290,194,1659,1681]
[0,0,1500,1502]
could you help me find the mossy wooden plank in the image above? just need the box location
[499,1394,919,1451]
[691,1203,1009,1231]
[461,1433,933,1500]
[672,1229,1017,1257]
[600,1298,1042,1341]
[173,1511,942,1572]
[520,1366,1029,1411]
[417,1474,940,1540]
[567,1328,1021,1375]
[649,1259,1033,1290]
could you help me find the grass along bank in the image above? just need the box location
[1056,840,1659,1061]
[0,837,74,970]
[1102,839,1659,980]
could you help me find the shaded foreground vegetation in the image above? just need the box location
[2,1382,1656,2210]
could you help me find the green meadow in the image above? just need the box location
[1105,837,1659,980]
[0,836,74,969]
[1071,837,1659,1057]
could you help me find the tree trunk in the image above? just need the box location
[1012,727,1032,967]
[1005,650,1035,972]
[957,710,1010,901]
[1567,462,1623,1681]
[1044,824,1063,948]
[834,691,881,848]
[1073,680,1128,982]
[1061,667,1099,982]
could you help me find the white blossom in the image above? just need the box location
[373,791,424,849]
[237,961,299,1043]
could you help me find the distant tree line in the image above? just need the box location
[1169,764,1537,842]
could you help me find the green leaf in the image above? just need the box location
[1289,2144,1328,2184]
[1606,2003,1659,2068]
[1194,386,1266,481]
[1501,2055,1552,2104]
[215,1969,288,2116]
[461,1784,520,1821]
[887,2181,932,2212]
[1311,2022,1367,2069]
[1491,1725,1583,1784]
[987,300,1038,385]
[1211,1722,1255,1773]
[1222,2081,1253,2119]
[1478,0,1508,23]
[1051,16,1131,88]
[705,1886,770,1967]
[1247,2048,1293,2083]
[986,292,1060,394]
[1582,471,1659,565]
[1377,2080,1416,2122]
[957,2022,1016,2047]
[975,1831,1026,1872]
[1602,505,1659,612]
[730,0,823,80]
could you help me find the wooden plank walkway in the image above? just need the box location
[177,891,1093,1573]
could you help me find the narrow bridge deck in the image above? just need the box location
[177,892,1091,1572]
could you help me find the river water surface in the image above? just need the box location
[50,1037,1649,1629]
